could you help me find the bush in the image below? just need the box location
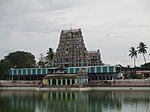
[130,74,143,79]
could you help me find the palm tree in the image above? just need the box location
[129,47,138,67]
[137,42,148,64]
[45,48,54,67]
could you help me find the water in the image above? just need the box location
[0,90,150,112]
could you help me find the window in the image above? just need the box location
[23,69,26,75]
[32,69,36,75]
[28,69,31,75]
[37,69,41,74]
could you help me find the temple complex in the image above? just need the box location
[52,28,102,68]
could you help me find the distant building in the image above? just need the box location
[88,50,102,66]
[52,28,102,68]
[9,65,121,81]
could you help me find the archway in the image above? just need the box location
[72,79,75,85]
[52,79,56,85]
[58,79,61,85]
[63,79,66,85]
[67,79,70,85]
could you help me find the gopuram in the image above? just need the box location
[52,28,102,68]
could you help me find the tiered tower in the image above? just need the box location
[88,50,102,66]
[53,28,88,67]
[53,28,102,68]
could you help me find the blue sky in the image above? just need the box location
[0,0,150,66]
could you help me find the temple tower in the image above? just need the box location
[53,28,88,67]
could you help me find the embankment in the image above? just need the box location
[1,86,150,91]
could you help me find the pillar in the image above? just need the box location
[65,79,67,85]
[61,79,63,85]
[75,79,77,84]
[56,79,58,85]
[50,79,52,85]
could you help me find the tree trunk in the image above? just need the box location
[134,56,136,67]
[143,53,146,64]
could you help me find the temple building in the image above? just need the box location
[52,28,102,68]
[43,69,88,86]
[88,50,102,66]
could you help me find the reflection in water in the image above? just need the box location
[43,91,122,112]
[0,91,44,112]
[0,90,150,112]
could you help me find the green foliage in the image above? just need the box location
[130,74,143,79]
[37,53,46,67]
[0,51,36,79]
[5,51,36,68]
[45,48,54,67]
[137,42,148,54]
[129,42,148,67]
[137,42,148,64]
[129,47,138,58]
[0,59,11,79]
[37,48,54,67]
[129,47,137,67]
[141,62,150,69]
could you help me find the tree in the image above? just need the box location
[130,73,143,79]
[5,51,36,68]
[45,48,54,67]
[0,59,11,79]
[137,42,148,64]
[141,62,150,70]
[37,53,46,67]
[129,47,138,67]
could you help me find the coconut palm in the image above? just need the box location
[45,48,54,67]
[137,42,148,64]
[129,47,138,67]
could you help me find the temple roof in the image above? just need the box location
[43,74,78,79]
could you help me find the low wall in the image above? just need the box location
[1,80,150,90]
[90,79,150,87]
[0,80,41,87]
[1,86,150,91]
